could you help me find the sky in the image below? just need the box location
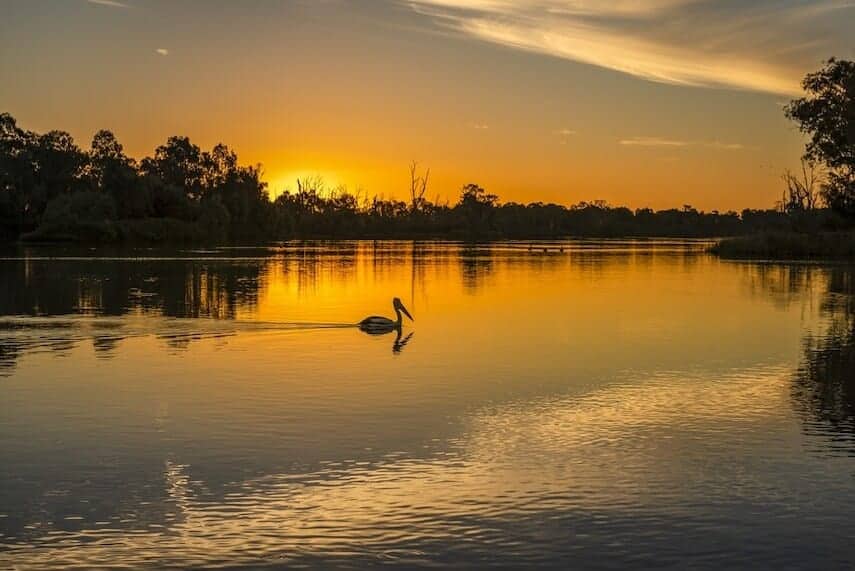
[1,0,853,210]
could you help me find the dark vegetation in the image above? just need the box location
[714,58,855,258]
[710,231,855,259]
[1,59,851,245]
[742,263,855,440]
[0,112,777,243]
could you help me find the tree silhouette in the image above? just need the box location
[0,111,837,243]
[89,130,146,218]
[0,113,38,234]
[786,58,855,216]
[141,136,206,201]
[458,183,498,235]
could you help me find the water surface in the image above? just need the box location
[2,241,855,568]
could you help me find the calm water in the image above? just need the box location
[2,240,855,569]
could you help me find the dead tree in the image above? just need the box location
[409,161,430,214]
[781,159,824,212]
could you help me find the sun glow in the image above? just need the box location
[5,0,848,210]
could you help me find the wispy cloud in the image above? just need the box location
[620,137,689,147]
[156,48,169,56]
[86,0,129,7]
[707,141,745,151]
[405,0,855,95]
[470,123,489,130]
[620,137,745,150]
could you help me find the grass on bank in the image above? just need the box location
[711,231,855,259]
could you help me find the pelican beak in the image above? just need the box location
[401,304,414,322]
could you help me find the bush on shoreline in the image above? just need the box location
[711,231,855,259]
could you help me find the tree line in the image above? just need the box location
[0,115,777,242]
[0,58,851,243]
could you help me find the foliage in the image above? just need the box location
[0,111,849,244]
[786,58,855,216]
[24,191,118,242]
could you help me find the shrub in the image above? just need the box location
[23,191,118,242]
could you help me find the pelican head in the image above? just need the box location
[393,297,414,322]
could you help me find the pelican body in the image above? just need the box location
[359,297,413,333]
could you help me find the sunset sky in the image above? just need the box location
[2,0,854,210]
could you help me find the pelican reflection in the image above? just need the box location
[393,330,414,354]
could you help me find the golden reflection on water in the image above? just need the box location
[2,242,855,568]
[3,365,800,569]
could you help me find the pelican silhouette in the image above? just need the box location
[359,297,414,333]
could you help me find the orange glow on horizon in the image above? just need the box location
[4,0,838,211]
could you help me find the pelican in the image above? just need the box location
[359,297,413,333]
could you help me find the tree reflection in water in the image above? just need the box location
[0,253,266,374]
[791,267,855,445]
[742,262,855,447]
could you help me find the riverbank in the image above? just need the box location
[712,231,855,259]
[14,216,741,245]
